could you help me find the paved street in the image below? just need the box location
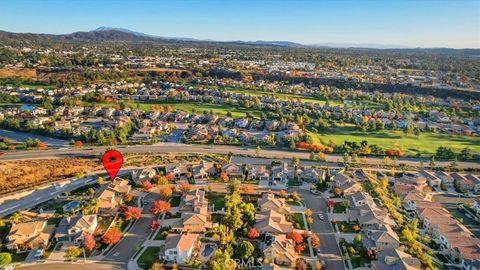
[19,262,124,270]
[1,142,478,169]
[0,169,134,218]
[297,189,345,270]
[102,191,160,264]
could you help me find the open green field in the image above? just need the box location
[309,126,480,156]
[89,101,261,118]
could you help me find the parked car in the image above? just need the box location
[33,249,43,259]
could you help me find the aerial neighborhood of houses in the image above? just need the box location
[1,151,479,270]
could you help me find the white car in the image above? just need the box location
[318,213,324,220]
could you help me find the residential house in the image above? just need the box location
[221,163,244,180]
[7,220,55,251]
[95,180,131,216]
[472,200,480,215]
[247,165,270,181]
[165,163,189,179]
[160,233,199,264]
[347,192,396,227]
[371,248,422,270]
[255,210,294,234]
[333,173,363,195]
[257,193,291,214]
[173,189,213,232]
[271,163,294,183]
[263,234,298,268]
[298,167,325,183]
[131,168,157,183]
[362,224,400,251]
[191,161,216,184]
[465,174,480,193]
[451,173,474,193]
[55,214,97,244]
[435,171,455,189]
[418,170,442,189]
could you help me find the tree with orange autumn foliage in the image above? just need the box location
[159,186,173,199]
[219,172,229,182]
[124,207,141,221]
[287,231,304,245]
[243,184,254,194]
[178,182,192,194]
[166,172,175,182]
[83,233,96,252]
[150,200,170,215]
[247,228,259,239]
[74,141,83,148]
[141,181,154,191]
[36,141,46,148]
[102,228,121,246]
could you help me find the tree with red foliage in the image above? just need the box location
[178,182,192,194]
[74,141,83,148]
[166,172,175,182]
[149,220,160,231]
[295,244,305,254]
[124,207,141,221]
[326,199,336,209]
[247,228,260,239]
[219,172,229,182]
[150,200,171,215]
[141,181,154,191]
[102,228,121,246]
[287,231,304,245]
[83,233,96,252]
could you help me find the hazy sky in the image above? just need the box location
[1,0,479,48]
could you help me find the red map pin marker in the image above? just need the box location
[102,150,124,182]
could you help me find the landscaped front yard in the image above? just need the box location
[137,246,161,270]
[291,213,306,230]
[336,221,360,233]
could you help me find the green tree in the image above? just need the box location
[0,253,12,266]
[64,247,82,261]
[235,240,254,259]
[208,249,236,270]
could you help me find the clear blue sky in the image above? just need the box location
[1,0,479,48]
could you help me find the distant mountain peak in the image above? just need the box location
[93,27,150,37]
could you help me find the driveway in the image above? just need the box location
[296,189,345,270]
[102,191,160,264]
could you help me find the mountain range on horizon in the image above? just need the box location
[0,26,478,51]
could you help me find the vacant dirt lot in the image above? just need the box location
[0,68,37,79]
[0,158,99,195]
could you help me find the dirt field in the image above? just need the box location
[0,68,37,79]
[0,158,99,194]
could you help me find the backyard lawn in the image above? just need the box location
[206,193,226,211]
[137,247,161,270]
